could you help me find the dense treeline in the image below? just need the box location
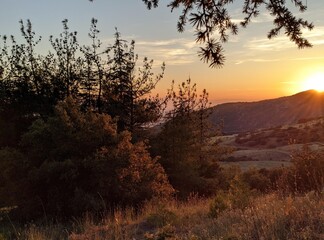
[0,19,167,219]
[0,19,223,220]
[0,19,165,143]
[0,19,323,224]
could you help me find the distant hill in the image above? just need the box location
[210,90,324,134]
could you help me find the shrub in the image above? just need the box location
[92,132,175,206]
[290,145,324,193]
[243,168,272,192]
[2,98,174,219]
[146,207,178,228]
[210,175,254,218]
[209,191,229,218]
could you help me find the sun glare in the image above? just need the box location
[302,72,324,92]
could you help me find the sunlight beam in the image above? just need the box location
[302,72,324,92]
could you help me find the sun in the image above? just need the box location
[302,72,324,92]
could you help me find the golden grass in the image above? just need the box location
[11,192,324,239]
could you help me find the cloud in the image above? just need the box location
[135,38,198,66]
[234,58,282,65]
[136,39,184,47]
[288,56,324,61]
[250,13,273,24]
[230,12,273,25]
[243,25,324,53]
[235,55,324,65]
[231,37,290,64]
[244,36,296,52]
[303,26,324,46]
[281,81,298,85]
[231,23,324,64]
[99,36,199,67]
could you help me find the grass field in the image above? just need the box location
[219,160,291,171]
[2,192,322,239]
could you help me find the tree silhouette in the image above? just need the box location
[0,20,55,147]
[0,20,173,217]
[7,97,173,218]
[0,19,166,147]
[89,0,314,67]
[141,0,313,67]
[152,79,222,197]
[80,18,104,112]
[50,19,82,98]
[104,30,165,133]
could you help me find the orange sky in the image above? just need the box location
[158,42,324,105]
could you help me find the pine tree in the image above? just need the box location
[50,19,82,99]
[154,79,222,197]
[141,0,313,67]
[80,18,105,112]
[104,30,165,133]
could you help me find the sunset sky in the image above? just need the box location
[1,0,324,104]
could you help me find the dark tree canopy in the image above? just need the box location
[151,79,225,197]
[0,19,165,147]
[141,0,313,67]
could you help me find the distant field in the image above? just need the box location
[219,160,291,171]
[230,149,290,161]
[212,117,324,172]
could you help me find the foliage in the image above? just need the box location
[141,0,313,67]
[0,98,173,219]
[79,18,104,112]
[0,148,29,217]
[209,191,229,218]
[91,132,174,206]
[240,145,324,195]
[0,22,168,219]
[288,145,324,194]
[0,20,54,147]
[0,19,165,149]
[242,167,273,193]
[209,175,253,218]
[104,30,165,133]
[152,78,222,197]
[146,206,178,228]
[49,19,82,99]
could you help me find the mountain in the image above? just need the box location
[210,90,324,134]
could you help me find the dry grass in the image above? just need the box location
[220,160,291,171]
[210,192,324,240]
[11,223,68,240]
[13,191,322,240]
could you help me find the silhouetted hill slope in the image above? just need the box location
[210,90,324,134]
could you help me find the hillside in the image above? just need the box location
[210,90,324,134]
[214,116,324,170]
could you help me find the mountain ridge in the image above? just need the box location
[210,90,324,134]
